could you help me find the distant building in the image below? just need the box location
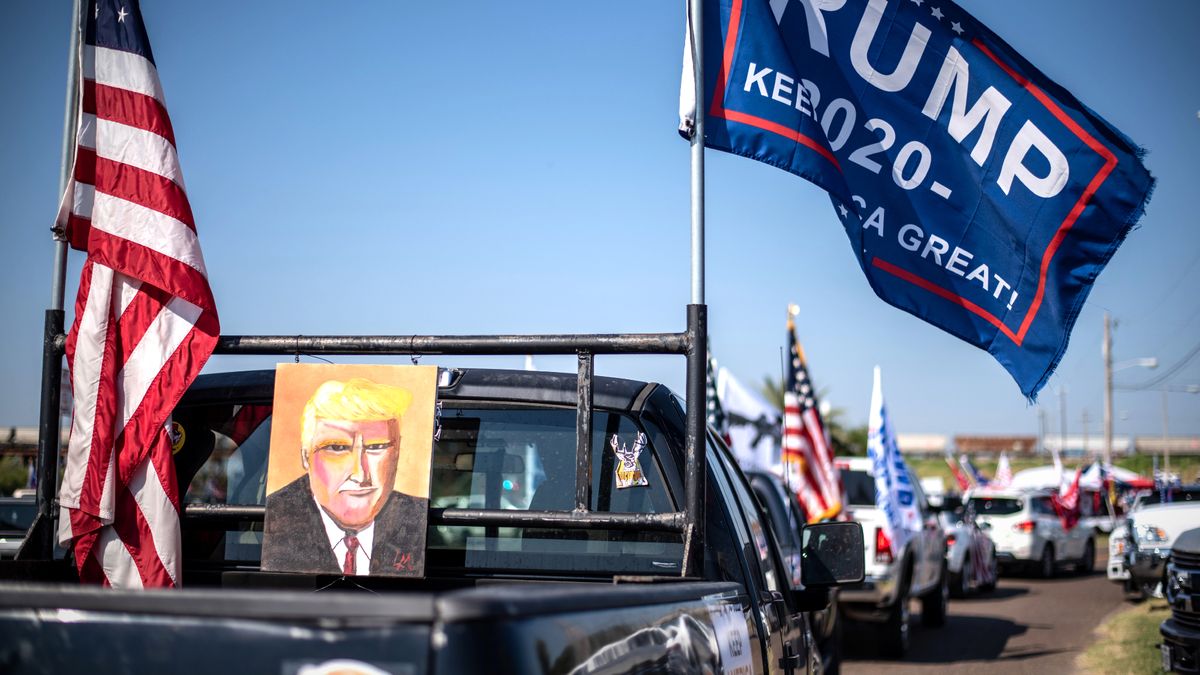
[1043,435,1132,457]
[0,427,41,458]
[896,433,948,456]
[954,435,1039,457]
[1134,437,1200,456]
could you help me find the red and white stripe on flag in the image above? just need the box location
[55,0,218,588]
[783,322,843,523]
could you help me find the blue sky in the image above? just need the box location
[2,1,1198,442]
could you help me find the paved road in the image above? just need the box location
[841,571,1127,674]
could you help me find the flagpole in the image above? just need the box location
[689,0,705,306]
[26,0,83,560]
[52,0,82,310]
[682,0,707,578]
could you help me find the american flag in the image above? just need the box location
[55,0,219,588]
[946,454,972,491]
[705,343,731,446]
[782,319,841,522]
[959,455,990,488]
[993,452,1013,488]
[1050,467,1082,531]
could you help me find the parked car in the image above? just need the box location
[0,495,36,560]
[937,495,998,597]
[0,367,865,674]
[1162,526,1200,673]
[1124,496,1200,599]
[746,468,844,674]
[1109,486,1200,588]
[837,457,949,658]
[967,488,1094,578]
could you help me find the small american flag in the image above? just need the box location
[705,343,731,446]
[782,319,841,522]
[55,0,219,588]
[993,452,1013,488]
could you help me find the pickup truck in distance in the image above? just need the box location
[837,457,949,658]
[0,367,863,674]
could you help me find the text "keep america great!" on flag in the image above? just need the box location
[681,0,1154,399]
[55,0,219,588]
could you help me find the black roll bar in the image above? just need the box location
[31,306,709,577]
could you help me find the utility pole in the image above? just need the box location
[1103,312,1113,467]
[1082,409,1090,459]
[1162,385,1171,477]
[1037,407,1046,457]
[1059,386,1068,455]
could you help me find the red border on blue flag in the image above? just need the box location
[709,0,841,170]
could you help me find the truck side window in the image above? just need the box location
[711,438,782,595]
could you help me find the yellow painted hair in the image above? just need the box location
[300,378,413,458]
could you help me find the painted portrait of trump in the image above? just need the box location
[262,364,436,577]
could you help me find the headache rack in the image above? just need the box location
[26,308,710,577]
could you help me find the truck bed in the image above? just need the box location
[0,578,743,674]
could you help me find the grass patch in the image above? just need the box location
[1078,599,1170,675]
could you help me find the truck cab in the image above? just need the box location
[1,367,864,674]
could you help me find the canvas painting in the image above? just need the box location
[262,363,437,577]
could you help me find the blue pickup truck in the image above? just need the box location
[0,367,862,674]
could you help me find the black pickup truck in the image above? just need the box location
[0,367,862,674]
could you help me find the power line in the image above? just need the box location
[1118,338,1200,390]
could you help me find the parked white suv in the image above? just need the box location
[837,457,948,658]
[967,488,1095,577]
[1124,497,1200,598]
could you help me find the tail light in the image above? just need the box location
[875,527,894,564]
[945,534,957,547]
[1013,521,1035,533]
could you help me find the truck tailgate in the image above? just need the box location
[0,583,435,675]
[0,580,749,675]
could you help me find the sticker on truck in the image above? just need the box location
[703,597,754,675]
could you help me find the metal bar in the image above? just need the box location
[25,310,67,560]
[435,509,685,532]
[689,0,705,306]
[575,351,594,512]
[181,504,687,533]
[682,303,707,577]
[27,0,85,563]
[214,333,688,356]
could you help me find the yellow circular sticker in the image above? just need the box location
[169,422,186,454]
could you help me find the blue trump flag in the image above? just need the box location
[680,0,1154,398]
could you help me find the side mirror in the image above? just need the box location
[801,521,865,587]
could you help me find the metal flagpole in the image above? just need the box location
[690,0,705,307]
[25,0,83,560]
[682,0,708,578]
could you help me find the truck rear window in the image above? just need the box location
[427,406,680,575]
[176,403,682,575]
[969,497,1023,516]
[840,469,876,506]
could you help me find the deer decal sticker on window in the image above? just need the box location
[611,432,649,489]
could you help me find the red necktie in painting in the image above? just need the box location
[343,534,360,575]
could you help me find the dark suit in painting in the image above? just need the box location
[262,475,428,576]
